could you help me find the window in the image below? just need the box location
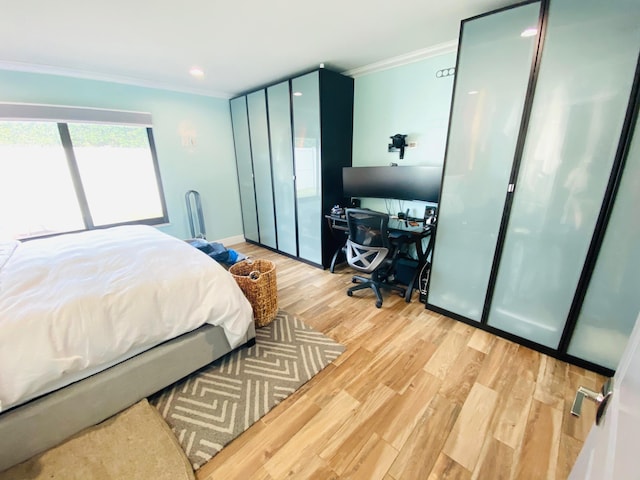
[0,104,168,240]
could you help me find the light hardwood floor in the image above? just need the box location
[196,243,604,480]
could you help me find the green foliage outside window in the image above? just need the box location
[68,124,148,148]
[0,121,148,148]
[0,122,60,146]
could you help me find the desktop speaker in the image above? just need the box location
[349,198,361,208]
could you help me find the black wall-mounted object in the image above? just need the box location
[388,134,408,159]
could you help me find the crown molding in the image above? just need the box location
[0,60,234,99]
[0,41,459,99]
[342,40,458,78]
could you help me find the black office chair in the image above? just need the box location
[344,208,406,308]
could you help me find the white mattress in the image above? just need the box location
[0,225,253,412]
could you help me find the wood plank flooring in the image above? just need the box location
[196,243,605,480]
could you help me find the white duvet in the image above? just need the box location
[0,225,253,412]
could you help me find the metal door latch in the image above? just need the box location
[571,378,614,426]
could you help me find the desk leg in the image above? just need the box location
[402,234,428,303]
[404,268,420,302]
[330,246,345,273]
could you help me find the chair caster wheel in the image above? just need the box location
[375,301,382,308]
[351,278,358,283]
[347,291,353,297]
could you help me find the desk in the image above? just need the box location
[325,214,435,302]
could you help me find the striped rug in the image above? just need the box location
[149,311,345,470]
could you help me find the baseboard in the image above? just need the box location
[216,234,245,246]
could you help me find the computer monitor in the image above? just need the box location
[342,166,441,203]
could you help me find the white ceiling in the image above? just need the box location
[0,0,520,98]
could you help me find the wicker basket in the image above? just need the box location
[229,259,278,327]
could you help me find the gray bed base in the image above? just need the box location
[0,322,256,472]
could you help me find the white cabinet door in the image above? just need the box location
[569,311,640,479]
[267,81,297,257]
[247,90,276,249]
[230,96,259,243]
[291,72,322,265]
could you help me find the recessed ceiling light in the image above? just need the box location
[521,27,538,38]
[293,92,303,97]
[189,67,204,77]
[468,90,479,95]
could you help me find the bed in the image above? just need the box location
[0,225,255,471]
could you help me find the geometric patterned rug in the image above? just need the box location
[148,311,345,470]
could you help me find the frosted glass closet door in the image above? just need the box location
[427,2,541,321]
[291,72,322,264]
[247,90,276,248]
[230,96,259,243]
[267,81,297,257]
[568,111,640,370]
[488,0,640,347]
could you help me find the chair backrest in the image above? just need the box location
[345,208,391,273]
[345,209,390,247]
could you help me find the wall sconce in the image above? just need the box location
[388,134,408,160]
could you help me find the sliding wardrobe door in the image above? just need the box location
[568,109,640,370]
[291,72,322,265]
[427,2,541,321]
[247,90,277,249]
[230,96,259,243]
[267,81,297,257]
[487,0,640,347]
